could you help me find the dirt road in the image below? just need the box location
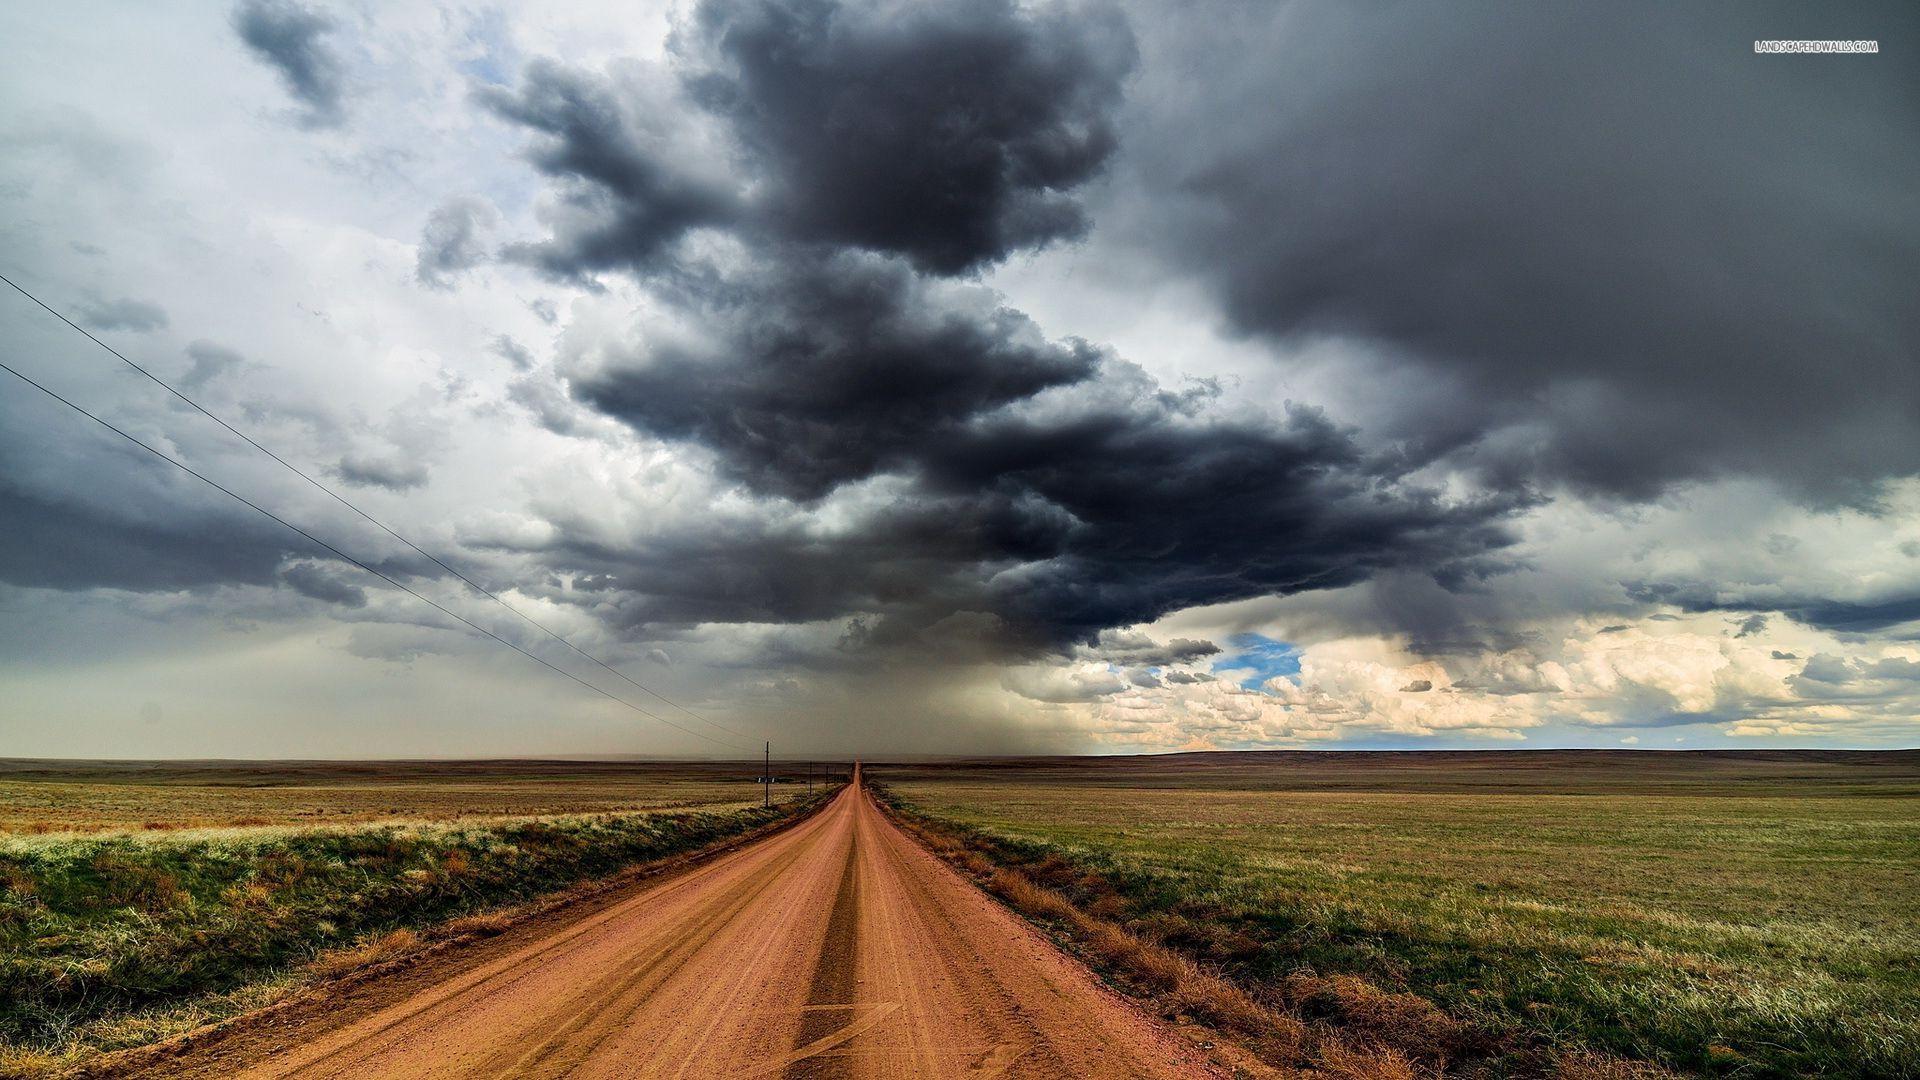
[158,769,1221,1078]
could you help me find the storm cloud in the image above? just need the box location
[684,0,1134,274]
[528,346,1524,655]
[232,0,348,129]
[476,59,737,280]
[574,253,1101,500]
[474,0,1524,658]
[481,0,1134,282]
[0,480,290,593]
[5,0,1916,755]
[1126,2,1920,501]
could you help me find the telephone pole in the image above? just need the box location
[763,741,770,808]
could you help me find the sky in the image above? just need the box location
[1,1,1916,759]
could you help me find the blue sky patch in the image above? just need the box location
[1217,633,1302,691]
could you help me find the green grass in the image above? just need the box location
[876,752,1920,1079]
[0,790,823,1075]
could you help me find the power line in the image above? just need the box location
[0,356,750,753]
[0,271,748,741]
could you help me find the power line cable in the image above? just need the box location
[0,356,750,753]
[0,271,747,740]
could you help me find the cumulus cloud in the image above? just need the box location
[491,334,535,371]
[416,197,499,288]
[232,0,349,129]
[182,341,246,388]
[1077,629,1218,667]
[280,560,367,607]
[74,295,168,333]
[335,453,429,491]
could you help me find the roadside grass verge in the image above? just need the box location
[878,789,1609,1080]
[0,795,827,1076]
[875,778,1917,1079]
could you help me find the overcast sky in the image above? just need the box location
[1,1,1915,759]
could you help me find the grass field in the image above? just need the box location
[0,759,837,833]
[0,759,831,1076]
[874,750,1920,1079]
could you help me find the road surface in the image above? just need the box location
[156,769,1222,1078]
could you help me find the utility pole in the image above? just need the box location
[807,761,813,795]
[763,741,770,807]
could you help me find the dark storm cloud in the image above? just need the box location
[946,399,1525,647]
[483,0,1132,281]
[74,296,168,333]
[1627,581,1920,634]
[477,0,1528,659]
[476,60,737,280]
[1129,2,1920,500]
[415,197,497,288]
[1764,597,1920,634]
[280,561,367,608]
[574,253,1100,500]
[527,355,1524,654]
[0,483,288,593]
[684,0,1134,274]
[232,0,348,129]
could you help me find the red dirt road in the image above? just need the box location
[163,770,1222,1078]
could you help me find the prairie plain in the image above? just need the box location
[0,759,829,834]
[0,759,828,1076]
[874,750,1920,1079]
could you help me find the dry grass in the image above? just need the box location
[892,810,1574,1078]
[0,759,825,835]
[1311,1042,1418,1080]
[436,911,515,939]
[0,785,832,1078]
[310,929,421,980]
[871,752,1920,1077]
